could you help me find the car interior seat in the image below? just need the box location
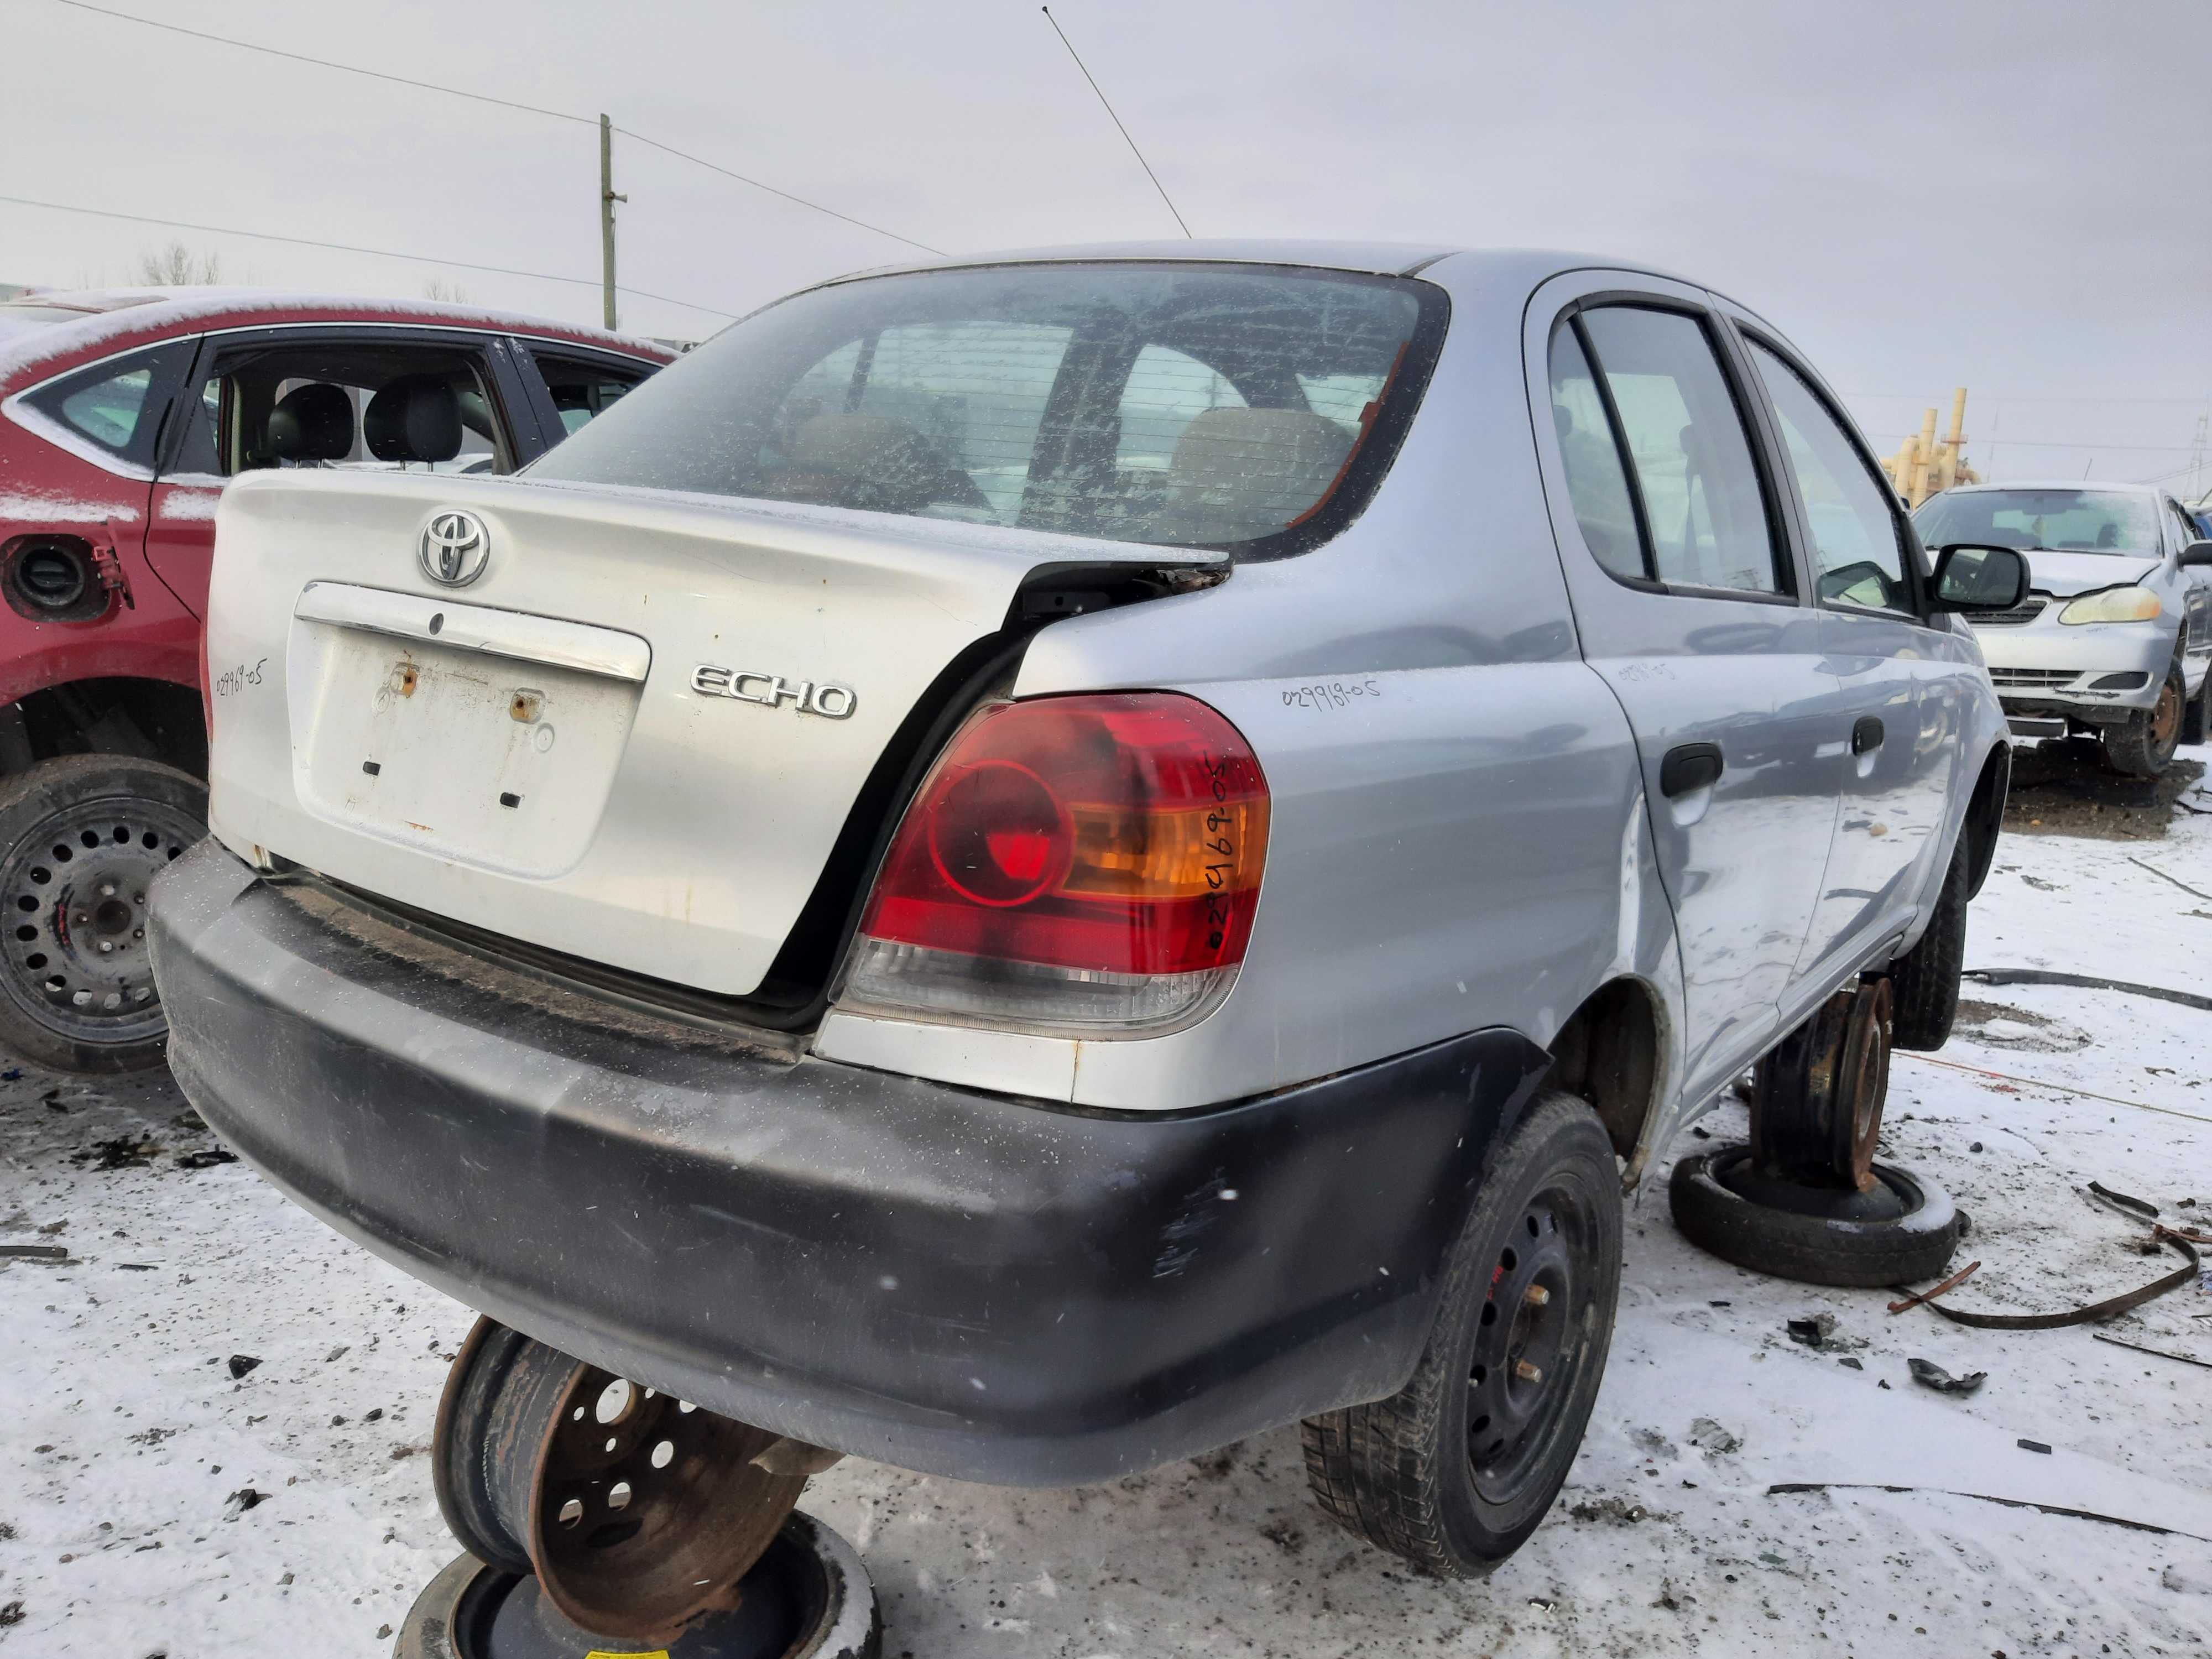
[1154,408,1353,545]
[364,374,463,466]
[264,382,356,466]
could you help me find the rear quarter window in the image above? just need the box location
[19,341,197,469]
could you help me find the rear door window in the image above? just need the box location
[1571,306,1784,596]
[528,263,1447,559]
[166,336,514,478]
[1746,340,1914,614]
[531,350,654,436]
[1545,323,1645,582]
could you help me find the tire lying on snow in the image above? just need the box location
[1668,1144,1963,1289]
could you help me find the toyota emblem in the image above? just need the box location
[419,509,491,587]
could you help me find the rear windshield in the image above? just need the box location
[528,262,1446,559]
[1914,488,2162,557]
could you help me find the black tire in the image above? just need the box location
[1301,1092,1622,1577]
[2183,669,2209,748]
[1886,839,1967,1051]
[0,754,205,1073]
[393,1512,882,1659]
[2103,661,2185,777]
[1669,1144,1961,1288]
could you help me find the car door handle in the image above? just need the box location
[1660,742,1724,798]
[1851,716,1885,755]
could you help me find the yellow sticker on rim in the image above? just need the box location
[583,1651,670,1659]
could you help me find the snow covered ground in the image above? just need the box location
[3,744,2209,1658]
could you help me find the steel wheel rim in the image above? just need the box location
[1467,1182,1600,1507]
[2152,676,2182,750]
[0,792,201,1045]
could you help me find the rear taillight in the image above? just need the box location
[838,692,1269,1035]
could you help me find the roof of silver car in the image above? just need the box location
[828,239,1694,286]
[1934,479,2174,498]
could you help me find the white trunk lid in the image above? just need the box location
[205,469,1207,996]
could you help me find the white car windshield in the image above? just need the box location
[1915,488,2161,557]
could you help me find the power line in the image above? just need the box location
[1846,389,2211,406]
[45,0,940,254]
[613,130,940,255]
[1041,7,1191,238]
[50,0,592,126]
[1863,431,2203,454]
[0,193,739,319]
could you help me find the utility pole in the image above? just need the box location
[598,114,626,331]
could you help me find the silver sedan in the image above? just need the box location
[1915,481,2212,773]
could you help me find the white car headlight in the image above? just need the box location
[2058,586,2163,624]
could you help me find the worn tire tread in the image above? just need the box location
[1300,1093,1618,1577]
[1887,839,1967,1051]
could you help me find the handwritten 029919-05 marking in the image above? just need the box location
[1283,678,1380,711]
[213,658,268,698]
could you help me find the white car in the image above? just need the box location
[1914,481,2212,774]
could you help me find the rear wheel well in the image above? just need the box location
[1543,978,1661,1168]
[0,677,207,784]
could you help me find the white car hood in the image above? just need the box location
[2022,549,2160,597]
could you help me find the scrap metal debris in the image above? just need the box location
[2090,1332,2212,1371]
[0,1244,70,1262]
[1907,1358,1987,1396]
[1888,1260,1982,1315]
[1963,966,2212,1015]
[1765,1483,2201,1540]
[2088,1181,2158,1220]
[1907,1218,2200,1331]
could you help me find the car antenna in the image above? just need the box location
[1040,7,1193,239]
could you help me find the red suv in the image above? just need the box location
[0,288,672,1071]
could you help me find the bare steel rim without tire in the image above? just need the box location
[2151,673,2183,752]
[0,790,200,1047]
[432,1317,817,1646]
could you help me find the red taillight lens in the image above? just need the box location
[841,692,1270,1034]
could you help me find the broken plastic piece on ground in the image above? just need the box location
[1907,1358,1987,1396]
[2016,1438,2052,1454]
[0,1244,70,1261]
[226,1354,260,1379]
[1786,1314,1835,1347]
[1687,1417,1741,1455]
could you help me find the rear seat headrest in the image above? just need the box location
[1157,408,1354,543]
[364,374,463,464]
[266,382,355,462]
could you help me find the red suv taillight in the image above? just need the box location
[838,692,1270,1034]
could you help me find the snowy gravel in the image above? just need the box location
[3,748,2209,1657]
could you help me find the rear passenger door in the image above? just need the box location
[518,346,658,446]
[1527,274,1843,1102]
[1728,324,1961,999]
[145,326,536,615]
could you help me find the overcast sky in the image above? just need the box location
[7,0,2210,496]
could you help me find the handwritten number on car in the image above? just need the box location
[1283,679,1381,711]
[213,658,268,698]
